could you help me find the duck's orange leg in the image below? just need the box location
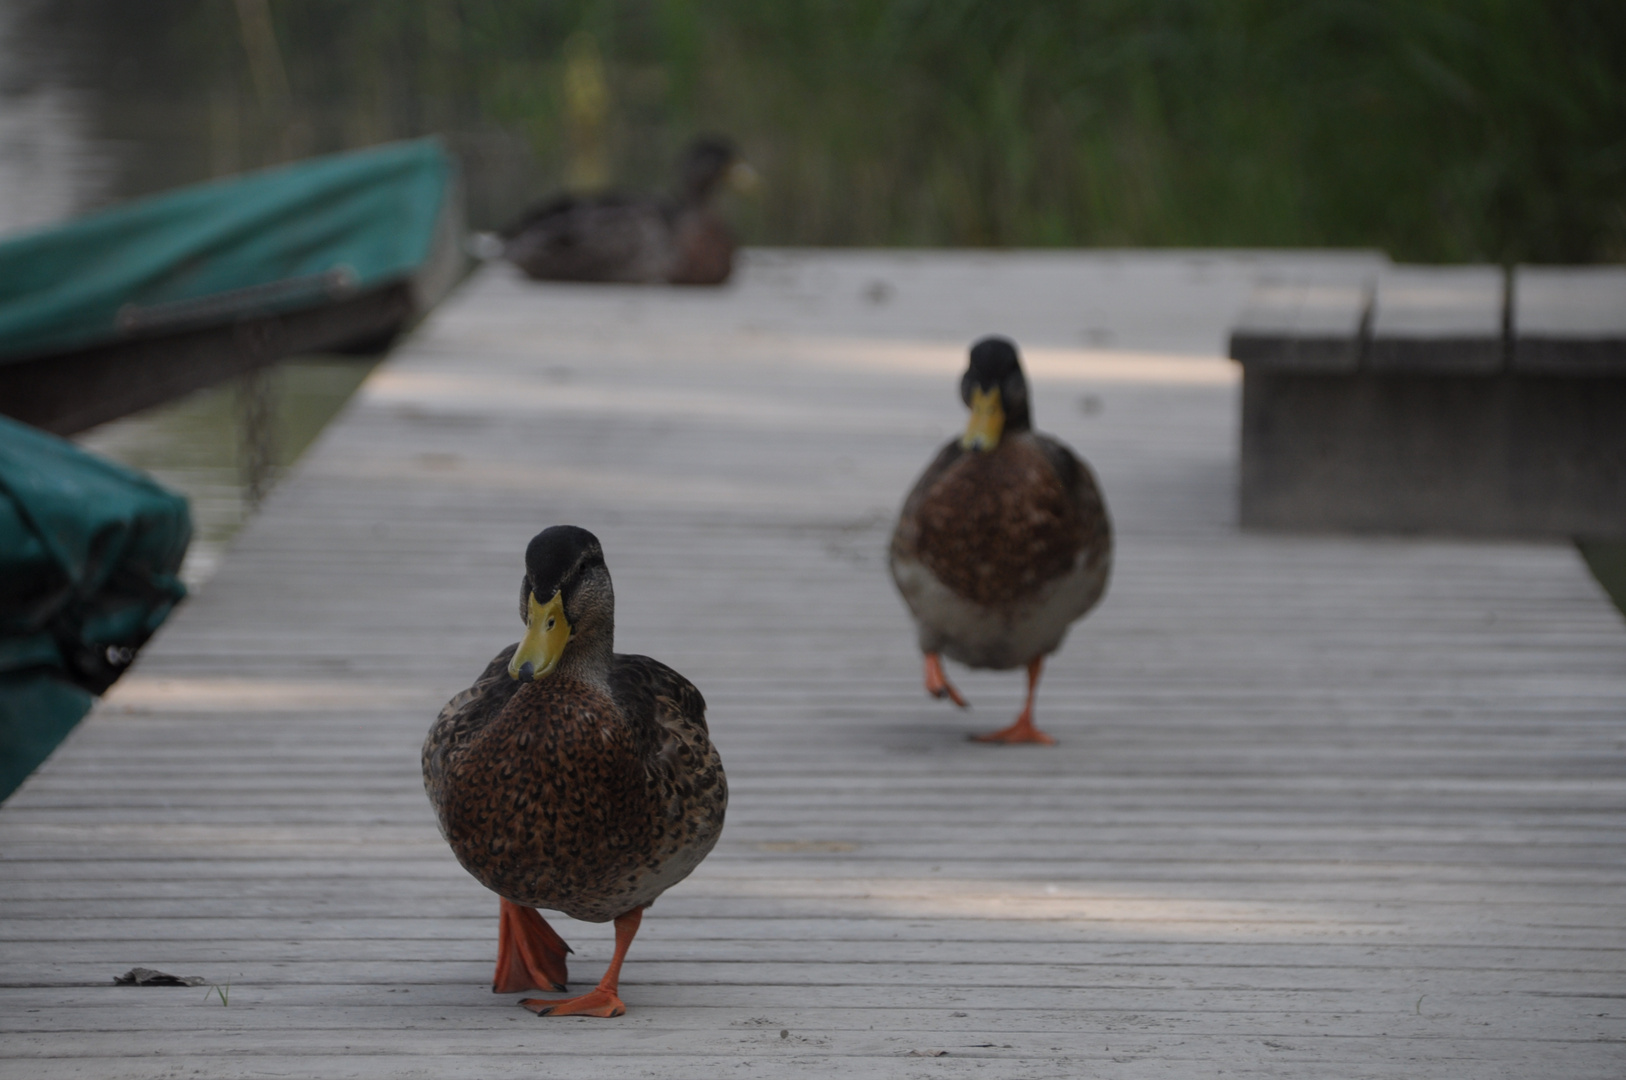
[521,906,643,1017]
[494,898,572,993]
[971,656,1057,745]
[923,652,968,707]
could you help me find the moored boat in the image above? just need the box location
[0,138,464,436]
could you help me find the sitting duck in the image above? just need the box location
[423,526,727,1016]
[501,136,755,285]
[889,336,1113,744]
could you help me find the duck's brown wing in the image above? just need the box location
[502,195,674,283]
[608,652,726,860]
[422,643,521,811]
[889,439,965,564]
[609,653,710,738]
[1033,432,1112,567]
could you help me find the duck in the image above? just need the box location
[422,525,727,1017]
[501,136,755,285]
[888,336,1112,744]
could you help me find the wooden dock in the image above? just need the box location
[4,251,1624,1078]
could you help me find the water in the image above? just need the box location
[74,359,379,589]
[0,4,114,234]
[0,0,544,232]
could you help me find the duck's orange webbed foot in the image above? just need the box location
[521,987,626,1017]
[923,652,968,708]
[969,716,1057,745]
[969,656,1056,745]
[494,899,572,994]
[520,907,643,1019]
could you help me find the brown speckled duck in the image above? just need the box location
[889,337,1112,744]
[501,137,755,285]
[423,526,726,1017]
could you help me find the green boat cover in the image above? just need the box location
[0,138,451,363]
[0,416,190,801]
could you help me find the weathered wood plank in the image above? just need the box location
[1227,279,1371,372]
[1366,266,1506,373]
[1513,266,1626,374]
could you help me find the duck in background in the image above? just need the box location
[423,526,727,1017]
[500,137,756,285]
[889,336,1113,745]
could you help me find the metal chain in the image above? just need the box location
[237,365,276,507]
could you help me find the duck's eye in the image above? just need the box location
[545,617,556,630]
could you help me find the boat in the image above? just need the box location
[0,415,191,801]
[0,138,465,436]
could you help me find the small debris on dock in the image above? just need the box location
[113,968,206,987]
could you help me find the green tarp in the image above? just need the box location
[0,138,451,363]
[0,416,190,801]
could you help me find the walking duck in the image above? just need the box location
[889,336,1113,744]
[501,137,755,285]
[423,526,727,1017]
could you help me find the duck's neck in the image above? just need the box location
[555,616,615,691]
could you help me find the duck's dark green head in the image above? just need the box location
[681,136,758,203]
[959,336,1031,451]
[510,525,614,682]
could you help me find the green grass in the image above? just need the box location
[28,0,1626,258]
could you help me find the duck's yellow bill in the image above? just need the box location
[727,160,761,194]
[961,387,1004,451]
[509,591,572,681]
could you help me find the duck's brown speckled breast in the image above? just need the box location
[909,436,1088,608]
[429,672,723,923]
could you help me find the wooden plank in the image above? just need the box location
[7,1047,1620,1080]
[1,252,1623,1079]
[1367,266,1506,373]
[1227,279,1371,372]
[1513,266,1626,374]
